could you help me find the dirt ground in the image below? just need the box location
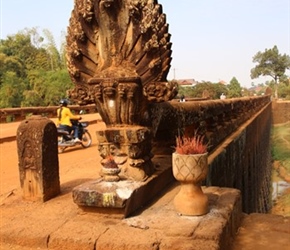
[0,121,107,249]
[0,122,106,197]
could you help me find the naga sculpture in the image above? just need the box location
[66,0,177,181]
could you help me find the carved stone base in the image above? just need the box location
[72,155,174,218]
[96,126,155,181]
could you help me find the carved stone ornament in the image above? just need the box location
[66,0,177,180]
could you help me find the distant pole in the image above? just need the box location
[173,68,177,79]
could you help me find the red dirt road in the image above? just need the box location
[0,119,106,203]
[0,119,107,249]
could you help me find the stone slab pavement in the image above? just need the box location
[1,181,289,250]
[0,181,242,250]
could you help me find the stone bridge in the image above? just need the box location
[5,95,272,214]
[1,95,282,249]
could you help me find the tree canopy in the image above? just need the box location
[176,78,243,100]
[251,45,290,98]
[1,30,290,108]
[0,28,73,108]
[227,77,242,98]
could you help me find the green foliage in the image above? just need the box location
[251,45,290,83]
[278,82,290,100]
[22,69,73,106]
[177,81,228,100]
[0,53,25,82]
[0,28,73,107]
[271,123,290,170]
[251,46,290,98]
[177,86,196,99]
[0,72,28,107]
[227,77,242,98]
[271,123,290,217]
[42,29,63,71]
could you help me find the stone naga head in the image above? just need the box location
[66,0,177,126]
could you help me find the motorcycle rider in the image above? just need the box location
[57,99,82,142]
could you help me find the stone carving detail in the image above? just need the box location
[17,116,60,201]
[96,126,154,181]
[23,141,37,170]
[66,0,176,181]
[66,0,176,106]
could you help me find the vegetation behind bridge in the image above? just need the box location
[271,122,290,216]
[1,29,290,108]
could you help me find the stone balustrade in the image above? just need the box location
[0,104,97,123]
[150,95,271,154]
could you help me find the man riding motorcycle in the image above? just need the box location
[57,99,81,142]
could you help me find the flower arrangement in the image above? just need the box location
[174,134,208,154]
[102,155,118,168]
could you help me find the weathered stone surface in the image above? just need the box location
[96,126,151,144]
[25,185,241,250]
[207,102,272,214]
[72,155,174,217]
[66,0,176,107]
[16,115,60,201]
[272,100,290,124]
[150,96,271,154]
[66,0,177,182]
[96,126,155,181]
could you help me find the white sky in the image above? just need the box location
[1,0,289,87]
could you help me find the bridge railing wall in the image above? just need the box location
[151,95,271,154]
[272,100,290,124]
[151,95,272,213]
[0,104,97,123]
[207,102,272,213]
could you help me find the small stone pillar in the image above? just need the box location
[16,115,60,201]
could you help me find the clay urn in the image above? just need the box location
[172,135,209,216]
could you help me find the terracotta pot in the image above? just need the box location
[172,152,209,216]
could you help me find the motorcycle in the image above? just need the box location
[57,119,92,153]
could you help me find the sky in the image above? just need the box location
[0,0,289,87]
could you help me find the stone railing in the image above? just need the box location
[150,95,271,154]
[0,104,97,123]
[150,95,272,213]
[1,97,271,150]
[272,100,290,124]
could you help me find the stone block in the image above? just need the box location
[72,155,174,217]
[16,115,60,201]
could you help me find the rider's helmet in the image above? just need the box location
[59,99,68,107]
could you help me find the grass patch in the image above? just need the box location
[271,123,290,172]
[271,122,290,216]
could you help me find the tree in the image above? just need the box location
[227,77,242,98]
[278,81,290,100]
[251,46,290,98]
[42,29,63,71]
[22,69,73,106]
[189,81,228,99]
[0,72,27,107]
[0,28,72,107]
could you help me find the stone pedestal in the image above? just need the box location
[96,126,155,181]
[72,155,174,217]
[16,116,60,201]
